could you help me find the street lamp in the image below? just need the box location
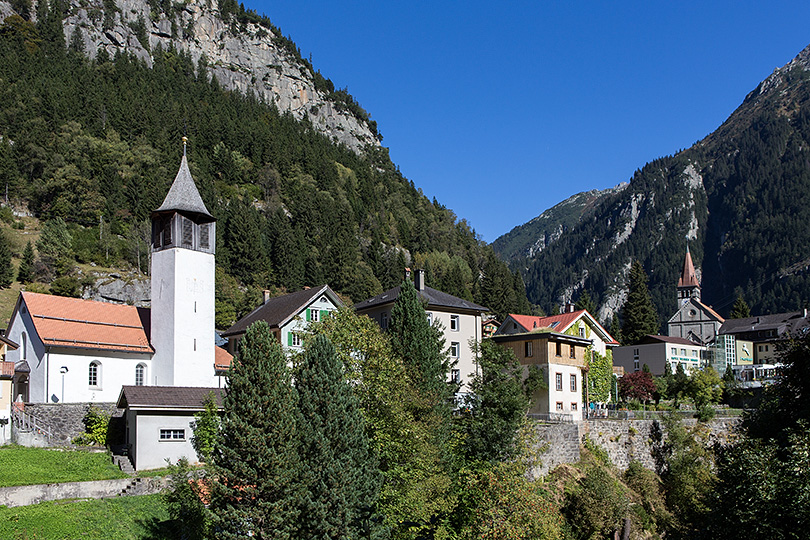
[59,366,68,403]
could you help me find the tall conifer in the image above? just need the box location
[729,294,751,319]
[16,241,34,284]
[211,321,301,539]
[620,260,659,345]
[0,232,13,288]
[294,335,381,539]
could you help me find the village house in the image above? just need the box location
[222,285,342,356]
[612,335,707,376]
[0,335,18,445]
[354,269,487,396]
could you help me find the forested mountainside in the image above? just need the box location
[507,43,810,327]
[492,184,627,263]
[0,4,530,326]
[0,0,381,152]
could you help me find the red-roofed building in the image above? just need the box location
[495,308,618,356]
[667,245,725,345]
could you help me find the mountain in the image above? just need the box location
[504,43,810,326]
[1,0,380,153]
[0,0,530,325]
[492,183,627,262]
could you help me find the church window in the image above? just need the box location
[199,223,210,249]
[135,364,146,386]
[21,332,26,360]
[162,218,172,246]
[89,362,100,387]
[182,217,193,248]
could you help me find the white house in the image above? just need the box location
[613,335,707,376]
[222,285,343,356]
[353,269,487,395]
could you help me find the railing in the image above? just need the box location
[527,412,575,423]
[11,407,52,442]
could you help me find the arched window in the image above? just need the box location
[89,361,100,387]
[135,364,146,386]
[21,332,26,360]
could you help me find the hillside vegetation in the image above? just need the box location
[0,8,529,324]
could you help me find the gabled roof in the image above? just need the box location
[501,310,619,345]
[719,310,809,337]
[354,284,487,314]
[638,335,705,346]
[16,292,153,354]
[669,298,725,324]
[222,285,341,337]
[153,154,214,222]
[0,335,18,350]
[678,246,700,289]
[117,386,223,410]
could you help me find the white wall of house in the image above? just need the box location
[547,363,583,419]
[281,295,340,354]
[151,247,217,387]
[614,342,704,376]
[6,305,47,402]
[127,410,201,470]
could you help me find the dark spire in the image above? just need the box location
[154,145,213,222]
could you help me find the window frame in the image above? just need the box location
[450,315,459,332]
[570,374,577,392]
[555,372,563,391]
[159,428,186,441]
[135,363,146,386]
[450,341,460,358]
[525,341,533,357]
[89,361,101,388]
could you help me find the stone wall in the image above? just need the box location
[0,477,168,508]
[17,403,121,446]
[527,416,740,476]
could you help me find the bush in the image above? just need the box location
[50,275,82,297]
[72,406,110,446]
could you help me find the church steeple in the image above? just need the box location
[677,244,701,304]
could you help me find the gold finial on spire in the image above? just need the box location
[182,136,188,156]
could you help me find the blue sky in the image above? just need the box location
[243,1,810,242]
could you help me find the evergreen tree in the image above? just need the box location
[575,289,597,316]
[294,334,381,539]
[0,231,13,288]
[16,240,34,284]
[512,270,532,315]
[729,294,751,319]
[36,217,72,261]
[609,313,622,345]
[211,322,301,539]
[620,260,659,345]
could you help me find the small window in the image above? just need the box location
[311,309,319,323]
[571,402,578,411]
[556,402,563,411]
[525,341,533,357]
[380,312,388,329]
[634,359,640,371]
[569,345,575,358]
[680,348,687,356]
[89,361,100,388]
[291,333,302,347]
[692,350,698,358]
[633,348,639,356]
[570,374,577,392]
[21,332,26,360]
[162,217,172,246]
[671,347,677,356]
[556,342,562,357]
[135,364,146,386]
[426,312,433,325]
[450,342,460,358]
[182,217,193,248]
[199,223,210,249]
[159,429,186,441]
[578,326,585,338]
[555,373,563,391]
[451,369,460,384]
[450,315,459,332]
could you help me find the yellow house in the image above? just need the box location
[0,335,19,444]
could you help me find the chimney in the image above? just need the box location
[405,267,411,281]
[414,268,426,291]
[263,290,270,304]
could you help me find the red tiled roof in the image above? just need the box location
[695,300,725,323]
[20,292,153,354]
[678,248,700,289]
[0,361,14,378]
[215,346,233,371]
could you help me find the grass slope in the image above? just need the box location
[0,494,171,540]
[0,447,127,487]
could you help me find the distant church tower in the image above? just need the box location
[150,140,217,386]
[677,244,701,305]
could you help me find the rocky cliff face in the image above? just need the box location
[6,0,380,153]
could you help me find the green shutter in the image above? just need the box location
[306,309,311,321]
[288,331,293,346]
[321,310,328,320]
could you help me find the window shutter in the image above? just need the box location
[321,310,328,320]
[288,332,293,346]
[306,309,311,321]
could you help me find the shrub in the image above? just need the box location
[73,406,110,446]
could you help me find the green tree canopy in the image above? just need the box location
[729,294,751,319]
[620,260,659,345]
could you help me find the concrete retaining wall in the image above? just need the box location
[0,477,169,508]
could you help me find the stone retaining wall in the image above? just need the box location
[17,403,121,446]
[0,477,169,508]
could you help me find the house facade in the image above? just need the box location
[354,269,487,395]
[495,308,618,357]
[490,330,591,420]
[612,335,707,376]
[0,336,18,444]
[222,285,343,356]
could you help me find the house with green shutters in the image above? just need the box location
[222,285,342,355]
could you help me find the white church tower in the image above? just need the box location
[150,140,217,387]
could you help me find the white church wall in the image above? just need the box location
[43,349,152,404]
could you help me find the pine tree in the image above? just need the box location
[621,260,659,345]
[211,321,301,539]
[575,289,597,316]
[610,313,622,345]
[729,294,751,319]
[294,334,381,539]
[0,232,13,288]
[16,241,34,284]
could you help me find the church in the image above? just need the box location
[667,245,725,346]
[6,144,230,405]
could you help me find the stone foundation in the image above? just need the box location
[17,403,121,446]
